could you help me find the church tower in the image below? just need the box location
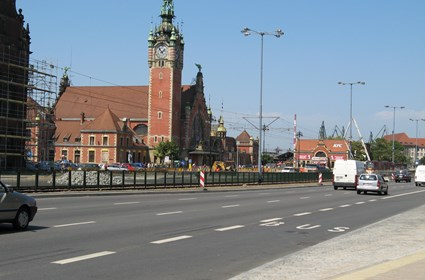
[147,0,184,150]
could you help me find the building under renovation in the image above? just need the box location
[0,0,57,169]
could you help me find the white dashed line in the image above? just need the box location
[215,225,245,232]
[369,199,377,202]
[38,207,57,211]
[150,235,192,244]
[355,202,366,205]
[324,194,333,197]
[260,218,283,223]
[294,212,312,217]
[300,197,310,200]
[222,205,240,208]
[114,202,140,205]
[54,221,96,228]
[178,198,197,201]
[156,211,183,216]
[224,195,239,198]
[319,208,334,212]
[52,251,116,265]
[267,200,280,203]
[339,204,351,208]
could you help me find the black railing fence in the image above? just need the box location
[0,170,332,192]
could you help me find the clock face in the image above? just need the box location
[155,45,168,59]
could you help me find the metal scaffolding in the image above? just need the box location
[0,47,58,168]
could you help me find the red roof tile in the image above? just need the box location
[55,86,149,120]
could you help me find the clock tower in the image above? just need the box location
[147,0,184,150]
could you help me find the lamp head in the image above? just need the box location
[241,27,251,36]
[275,29,284,37]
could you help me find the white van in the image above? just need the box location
[415,165,425,186]
[332,160,365,190]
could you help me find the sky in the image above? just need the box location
[17,0,425,153]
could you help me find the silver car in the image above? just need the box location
[357,173,389,195]
[0,181,38,230]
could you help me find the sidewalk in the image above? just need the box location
[231,204,425,280]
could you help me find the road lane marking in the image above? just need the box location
[297,224,321,230]
[324,194,333,197]
[54,221,96,228]
[381,189,425,200]
[260,218,283,223]
[267,200,280,203]
[38,207,57,211]
[355,202,366,205]
[114,202,140,205]
[222,205,240,208]
[150,235,192,244]
[178,198,197,201]
[215,225,245,232]
[339,204,351,208]
[294,212,312,216]
[224,195,239,198]
[319,208,334,212]
[300,197,310,199]
[52,251,116,265]
[369,199,377,202]
[156,211,183,216]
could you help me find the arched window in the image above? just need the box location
[158,111,163,119]
[315,151,327,157]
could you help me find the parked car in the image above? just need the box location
[121,163,135,171]
[356,173,388,195]
[105,163,127,171]
[77,163,100,171]
[394,169,412,183]
[280,166,296,173]
[0,180,37,230]
[130,162,145,170]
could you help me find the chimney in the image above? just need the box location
[80,112,85,124]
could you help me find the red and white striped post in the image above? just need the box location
[318,173,323,186]
[200,171,205,189]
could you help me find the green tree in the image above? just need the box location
[154,140,180,163]
[261,153,274,165]
[369,138,392,161]
[350,141,368,161]
[369,138,408,164]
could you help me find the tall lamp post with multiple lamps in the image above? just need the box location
[337,81,365,142]
[409,118,425,166]
[385,105,405,164]
[241,27,283,182]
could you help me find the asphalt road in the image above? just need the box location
[1,182,424,280]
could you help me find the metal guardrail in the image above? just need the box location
[0,170,333,192]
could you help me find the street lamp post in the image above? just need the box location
[338,81,365,141]
[242,27,283,182]
[207,107,215,168]
[385,105,405,164]
[409,118,425,166]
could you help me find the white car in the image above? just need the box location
[356,173,388,195]
[0,181,38,230]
